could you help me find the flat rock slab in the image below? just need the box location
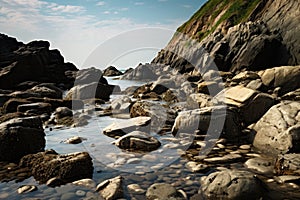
[244,157,274,175]
[274,175,300,184]
[103,116,151,138]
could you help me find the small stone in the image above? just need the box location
[17,185,37,194]
[75,190,86,196]
[185,162,209,173]
[64,136,83,144]
[127,184,145,194]
[239,144,251,150]
[72,178,96,189]
[203,154,242,164]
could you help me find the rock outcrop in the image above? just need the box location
[0,34,78,90]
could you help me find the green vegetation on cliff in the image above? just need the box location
[178,0,261,41]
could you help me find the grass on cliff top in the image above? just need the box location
[177,0,261,41]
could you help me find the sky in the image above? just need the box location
[0,0,206,69]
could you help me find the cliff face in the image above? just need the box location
[152,0,300,73]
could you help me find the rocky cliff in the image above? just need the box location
[0,34,78,90]
[152,0,300,73]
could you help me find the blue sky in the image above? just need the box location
[0,0,206,68]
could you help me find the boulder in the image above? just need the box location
[17,102,52,115]
[146,183,186,200]
[103,66,123,77]
[258,65,300,95]
[0,116,45,161]
[214,85,274,125]
[171,106,241,141]
[113,131,161,151]
[244,157,274,175]
[275,154,300,176]
[74,67,108,85]
[111,95,132,114]
[19,149,93,186]
[96,176,123,200]
[65,82,120,101]
[2,98,31,113]
[121,63,158,80]
[253,101,300,155]
[26,83,63,99]
[200,169,266,199]
[150,78,176,94]
[103,117,151,138]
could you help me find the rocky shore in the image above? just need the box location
[0,0,300,199]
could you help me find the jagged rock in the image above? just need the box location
[186,93,213,109]
[103,116,151,138]
[146,183,186,200]
[253,101,300,155]
[258,65,300,96]
[200,169,266,199]
[121,63,158,80]
[111,95,132,114]
[150,78,176,94]
[0,116,45,161]
[215,85,274,125]
[275,154,300,176]
[17,102,52,115]
[65,82,120,101]
[0,33,78,90]
[96,176,123,200]
[19,149,93,186]
[112,131,161,151]
[171,106,241,141]
[130,101,174,133]
[103,66,123,77]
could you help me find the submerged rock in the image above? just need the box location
[146,183,186,200]
[113,131,161,151]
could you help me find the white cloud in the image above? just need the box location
[103,11,110,14]
[96,1,105,6]
[183,5,192,9]
[51,5,85,13]
[120,7,129,11]
[134,2,144,6]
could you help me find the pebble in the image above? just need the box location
[75,190,86,196]
[239,144,251,150]
[204,154,242,164]
[185,161,209,173]
[17,185,37,194]
[216,144,225,149]
[64,136,83,144]
[127,158,141,164]
[127,184,145,194]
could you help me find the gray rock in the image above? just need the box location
[65,82,120,101]
[253,101,300,155]
[200,169,266,199]
[150,78,176,94]
[0,116,45,161]
[64,136,83,144]
[54,107,73,119]
[72,178,96,189]
[146,183,186,200]
[96,176,123,200]
[275,154,300,175]
[121,63,158,80]
[103,116,151,138]
[186,93,213,109]
[214,85,274,125]
[185,161,209,173]
[103,66,123,77]
[113,131,161,151]
[111,95,132,114]
[127,184,145,194]
[74,67,107,85]
[19,150,93,186]
[258,65,300,96]
[171,106,241,141]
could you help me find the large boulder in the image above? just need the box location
[17,102,52,115]
[103,117,151,138]
[74,67,108,85]
[0,34,78,90]
[19,149,93,186]
[253,101,300,155]
[258,65,300,95]
[214,85,274,125]
[200,169,266,199]
[103,66,123,77]
[171,106,241,141]
[113,131,161,152]
[146,183,186,200]
[0,116,45,161]
[65,82,120,101]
